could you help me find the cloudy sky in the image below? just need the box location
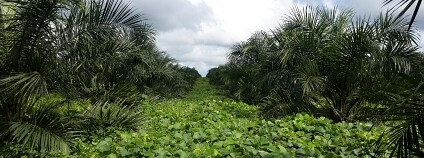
[127,0,424,76]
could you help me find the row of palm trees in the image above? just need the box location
[207,5,424,157]
[0,0,200,156]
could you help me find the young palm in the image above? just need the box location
[0,0,154,153]
[279,6,420,121]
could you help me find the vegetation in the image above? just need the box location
[0,0,200,156]
[1,0,424,157]
[207,4,424,157]
[6,78,391,157]
[208,6,422,121]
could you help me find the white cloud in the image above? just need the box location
[203,0,292,40]
[129,0,424,76]
[168,44,228,76]
[419,30,424,51]
[129,0,213,31]
[157,0,294,76]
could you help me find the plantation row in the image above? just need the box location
[16,78,390,157]
[0,0,201,156]
[207,6,424,156]
[1,0,424,157]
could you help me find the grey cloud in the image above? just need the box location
[410,10,424,30]
[180,61,212,76]
[193,34,233,48]
[158,39,228,76]
[125,0,423,76]
[292,0,388,16]
[157,26,235,47]
[177,44,228,75]
[333,0,424,29]
[294,0,424,44]
[332,0,424,44]
[155,27,231,69]
[156,29,197,45]
[179,45,227,63]
[301,0,423,29]
[129,0,214,31]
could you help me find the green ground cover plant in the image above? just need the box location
[68,78,390,157]
[1,0,423,156]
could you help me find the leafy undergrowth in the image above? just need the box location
[70,78,389,157]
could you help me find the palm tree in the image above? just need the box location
[275,6,421,121]
[0,0,155,154]
[226,31,271,104]
[372,1,424,157]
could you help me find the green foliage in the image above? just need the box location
[65,79,390,157]
[0,0,201,155]
[206,66,227,87]
[206,6,424,155]
[1,0,422,156]
[72,99,144,136]
[178,66,202,87]
[184,78,226,101]
[0,95,146,156]
[374,81,424,157]
[71,102,388,157]
[208,6,423,122]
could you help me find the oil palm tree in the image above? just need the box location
[0,0,155,154]
[277,6,420,121]
[226,31,271,104]
[372,1,424,157]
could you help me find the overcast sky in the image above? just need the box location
[127,0,424,76]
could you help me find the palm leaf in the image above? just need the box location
[0,72,47,104]
[3,0,62,72]
[384,0,422,30]
[297,61,325,96]
[375,82,424,157]
[3,100,74,154]
[7,122,70,154]
[73,99,144,136]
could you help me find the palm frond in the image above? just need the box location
[3,100,74,154]
[7,122,70,154]
[297,61,325,96]
[375,82,424,157]
[3,0,61,72]
[74,99,144,136]
[383,0,422,30]
[0,72,47,103]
